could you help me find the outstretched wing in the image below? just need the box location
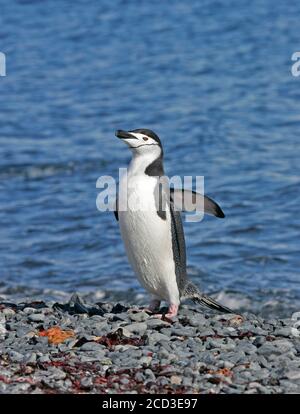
[170,189,225,218]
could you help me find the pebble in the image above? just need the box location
[0,317,6,338]
[38,355,51,363]
[9,350,24,362]
[23,352,37,364]
[198,328,215,337]
[123,322,147,334]
[28,314,45,323]
[183,315,207,327]
[146,318,170,328]
[273,327,292,337]
[170,375,182,385]
[171,327,197,337]
[79,342,106,352]
[258,340,295,356]
[140,356,152,366]
[129,312,150,322]
[147,332,170,345]
[144,369,156,381]
[285,370,300,380]
[80,377,94,389]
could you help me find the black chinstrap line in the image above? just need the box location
[133,143,160,149]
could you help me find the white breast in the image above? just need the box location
[118,172,179,305]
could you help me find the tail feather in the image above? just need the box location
[192,294,233,314]
[182,282,234,314]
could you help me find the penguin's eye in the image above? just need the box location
[143,137,148,141]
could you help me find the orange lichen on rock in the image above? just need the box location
[39,327,75,344]
[208,368,233,378]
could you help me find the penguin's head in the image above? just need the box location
[115,129,163,157]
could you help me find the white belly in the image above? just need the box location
[118,175,179,304]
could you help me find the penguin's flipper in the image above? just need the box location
[170,189,225,218]
[182,282,234,314]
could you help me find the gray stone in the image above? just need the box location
[206,338,235,351]
[157,376,169,386]
[8,350,24,362]
[48,368,66,380]
[80,377,94,389]
[223,351,246,364]
[280,380,300,392]
[182,315,207,327]
[216,327,238,337]
[28,313,45,322]
[2,308,15,317]
[147,332,170,345]
[238,342,257,355]
[134,372,145,382]
[79,342,106,352]
[253,336,266,347]
[92,322,110,336]
[171,327,197,337]
[140,356,152,366]
[23,308,38,315]
[182,377,193,387]
[144,369,156,381]
[146,318,170,329]
[159,328,172,336]
[111,312,130,322]
[257,340,295,356]
[38,354,51,363]
[248,361,261,371]
[285,370,300,380]
[0,318,6,338]
[129,312,150,322]
[273,327,292,338]
[120,377,130,385]
[198,328,215,337]
[23,352,37,364]
[123,322,147,334]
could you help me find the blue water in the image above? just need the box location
[0,0,299,316]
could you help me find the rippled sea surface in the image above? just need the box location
[0,0,299,316]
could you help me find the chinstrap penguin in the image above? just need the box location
[114,128,233,318]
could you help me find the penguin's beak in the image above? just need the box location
[115,130,137,140]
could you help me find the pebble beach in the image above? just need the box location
[0,294,299,394]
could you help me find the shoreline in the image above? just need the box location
[0,295,299,394]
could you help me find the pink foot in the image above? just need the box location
[152,303,178,320]
[164,303,178,318]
